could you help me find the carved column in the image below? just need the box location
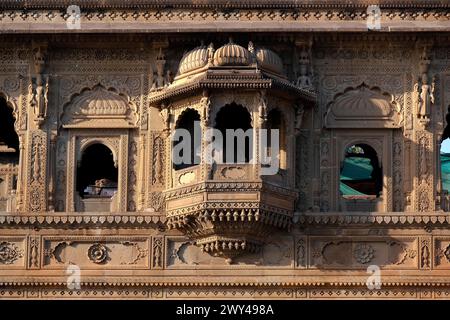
[413,44,435,212]
[26,130,48,212]
[199,90,210,181]
[47,131,57,212]
[137,133,146,211]
[15,134,26,212]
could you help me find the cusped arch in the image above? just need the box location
[78,139,118,167]
[210,94,255,126]
[174,107,201,128]
[324,83,400,129]
[60,85,138,129]
[341,140,383,166]
[0,92,19,129]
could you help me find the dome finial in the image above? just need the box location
[228,36,234,44]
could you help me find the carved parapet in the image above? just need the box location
[165,181,297,260]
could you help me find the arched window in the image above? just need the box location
[441,138,450,193]
[214,103,252,163]
[76,144,118,198]
[0,96,19,191]
[266,109,286,170]
[173,108,201,170]
[0,96,19,156]
[441,107,450,193]
[339,144,382,197]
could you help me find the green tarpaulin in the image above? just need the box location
[442,153,450,192]
[340,153,450,195]
[340,157,373,181]
[339,156,373,196]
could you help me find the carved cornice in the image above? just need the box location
[1,6,448,34]
[296,212,450,227]
[2,212,450,229]
[149,73,316,105]
[4,277,450,289]
[0,1,448,10]
[164,181,298,200]
[0,213,165,228]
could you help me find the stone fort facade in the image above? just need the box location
[0,0,450,299]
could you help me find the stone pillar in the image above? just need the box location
[413,44,435,212]
[47,131,57,212]
[26,130,48,212]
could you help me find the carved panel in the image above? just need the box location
[431,237,450,269]
[295,237,307,269]
[415,131,434,212]
[309,237,418,269]
[151,236,164,269]
[55,132,67,212]
[27,236,40,269]
[166,236,294,267]
[420,237,432,270]
[27,131,47,212]
[0,237,26,268]
[127,135,139,212]
[296,130,311,211]
[151,133,165,187]
[42,237,149,269]
[393,130,404,211]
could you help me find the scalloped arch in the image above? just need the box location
[324,83,400,129]
[60,84,138,129]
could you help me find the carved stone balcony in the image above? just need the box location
[164,181,297,261]
[150,40,315,261]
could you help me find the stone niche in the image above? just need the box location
[150,40,316,261]
[59,84,138,213]
[167,235,294,267]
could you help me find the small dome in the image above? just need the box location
[213,41,251,66]
[178,46,209,75]
[256,48,284,75]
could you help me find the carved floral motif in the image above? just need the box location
[87,243,108,264]
[0,241,23,264]
[353,243,375,264]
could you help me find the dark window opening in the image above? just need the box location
[173,108,201,171]
[0,96,19,159]
[76,144,118,198]
[339,144,382,198]
[0,97,19,194]
[441,106,450,193]
[214,103,252,163]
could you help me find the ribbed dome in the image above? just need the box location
[256,48,284,75]
[178,46,209,75]
[213,41,251,66]
[332,85,391,118]
[73,86,128,116]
